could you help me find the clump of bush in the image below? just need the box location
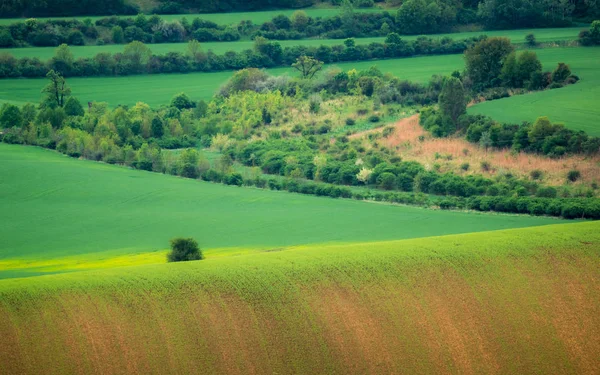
[167,237,203,262]
[369,115,380,123]
[530,169,543,180]
[567,169,581,182]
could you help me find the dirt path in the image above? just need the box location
[348,114,422,142]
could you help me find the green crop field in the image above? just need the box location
[469,47,600,135]
[0,27,584,60]
[0,7,390,26]
[0,55,467,106]
[1,46,596,111]
[0,143,556,279]
[0,222,598,374]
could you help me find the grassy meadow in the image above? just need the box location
[1,27,584,60]
[0,143,558,278]
[469,46,600,135]
[0,221,598,374]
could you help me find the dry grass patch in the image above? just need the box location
[353,114,600,187]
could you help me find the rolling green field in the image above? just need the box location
[0,222,598,374]
[0,7,389,26]
[1,27,584,60]
[0,144,557,278]
[469,47,600,135]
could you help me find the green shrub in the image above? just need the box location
[460,162,470,171]
[167,238,203,262]
[369,115,380,123]
[536,186,557,198]
[345,118,356,126]
[567,169,581,182]
[530,169,543,180]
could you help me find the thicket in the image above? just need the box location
[579,20,600,45]
[0,35,484,79]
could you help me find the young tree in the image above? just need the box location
[63,97,84,116]
[151,117,164,138]
[438,77,466,128]
[500,52,519,87]
[123,41,152,73]
[292,56,324,79]
[111,26,124,43]
[465,37,514,89]
[187,39,206,62]
[552,62,571,83]
[42,70,71,108]
[0,103,23,128]
[50,44,74,75]
[167,238,203,262]
[193,100,208,119]
[291,10,309,31]
[516,51,542,85]
[170,92,194,109]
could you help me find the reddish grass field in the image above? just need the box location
[1,222,599,374]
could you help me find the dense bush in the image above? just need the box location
[167,237,203,262]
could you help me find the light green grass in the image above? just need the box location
[0,222,598,374]
[0,143,556,278]
[468,46,600,135]
[0,7,389,26]
[1,27,584,60]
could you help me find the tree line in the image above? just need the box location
[2,0,598,31]
[2,7,598,50]
[0,34,485,79]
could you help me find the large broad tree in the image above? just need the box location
[438,76,466,129]
[465,37,514,89]
[41,70,71,108]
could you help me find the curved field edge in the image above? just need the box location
[1,221,599,374]
[0,144,557,269]
[468,46,600,135]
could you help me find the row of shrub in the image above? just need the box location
[0,34,484,79]
[3,125,596,219]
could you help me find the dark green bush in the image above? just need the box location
[167,237,203,262]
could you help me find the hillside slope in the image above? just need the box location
[1,222,599,374]
[0,144,557,278]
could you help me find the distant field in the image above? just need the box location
[0,222,598,374]
[0,55,467,106]
[0,144,556,278]
[1,46,596,111]
[469,47,600,135]
[0,27,584,60]
[0,8,389,26]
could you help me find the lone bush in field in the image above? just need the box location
[567,170,581,182]
[167,238,203,262]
